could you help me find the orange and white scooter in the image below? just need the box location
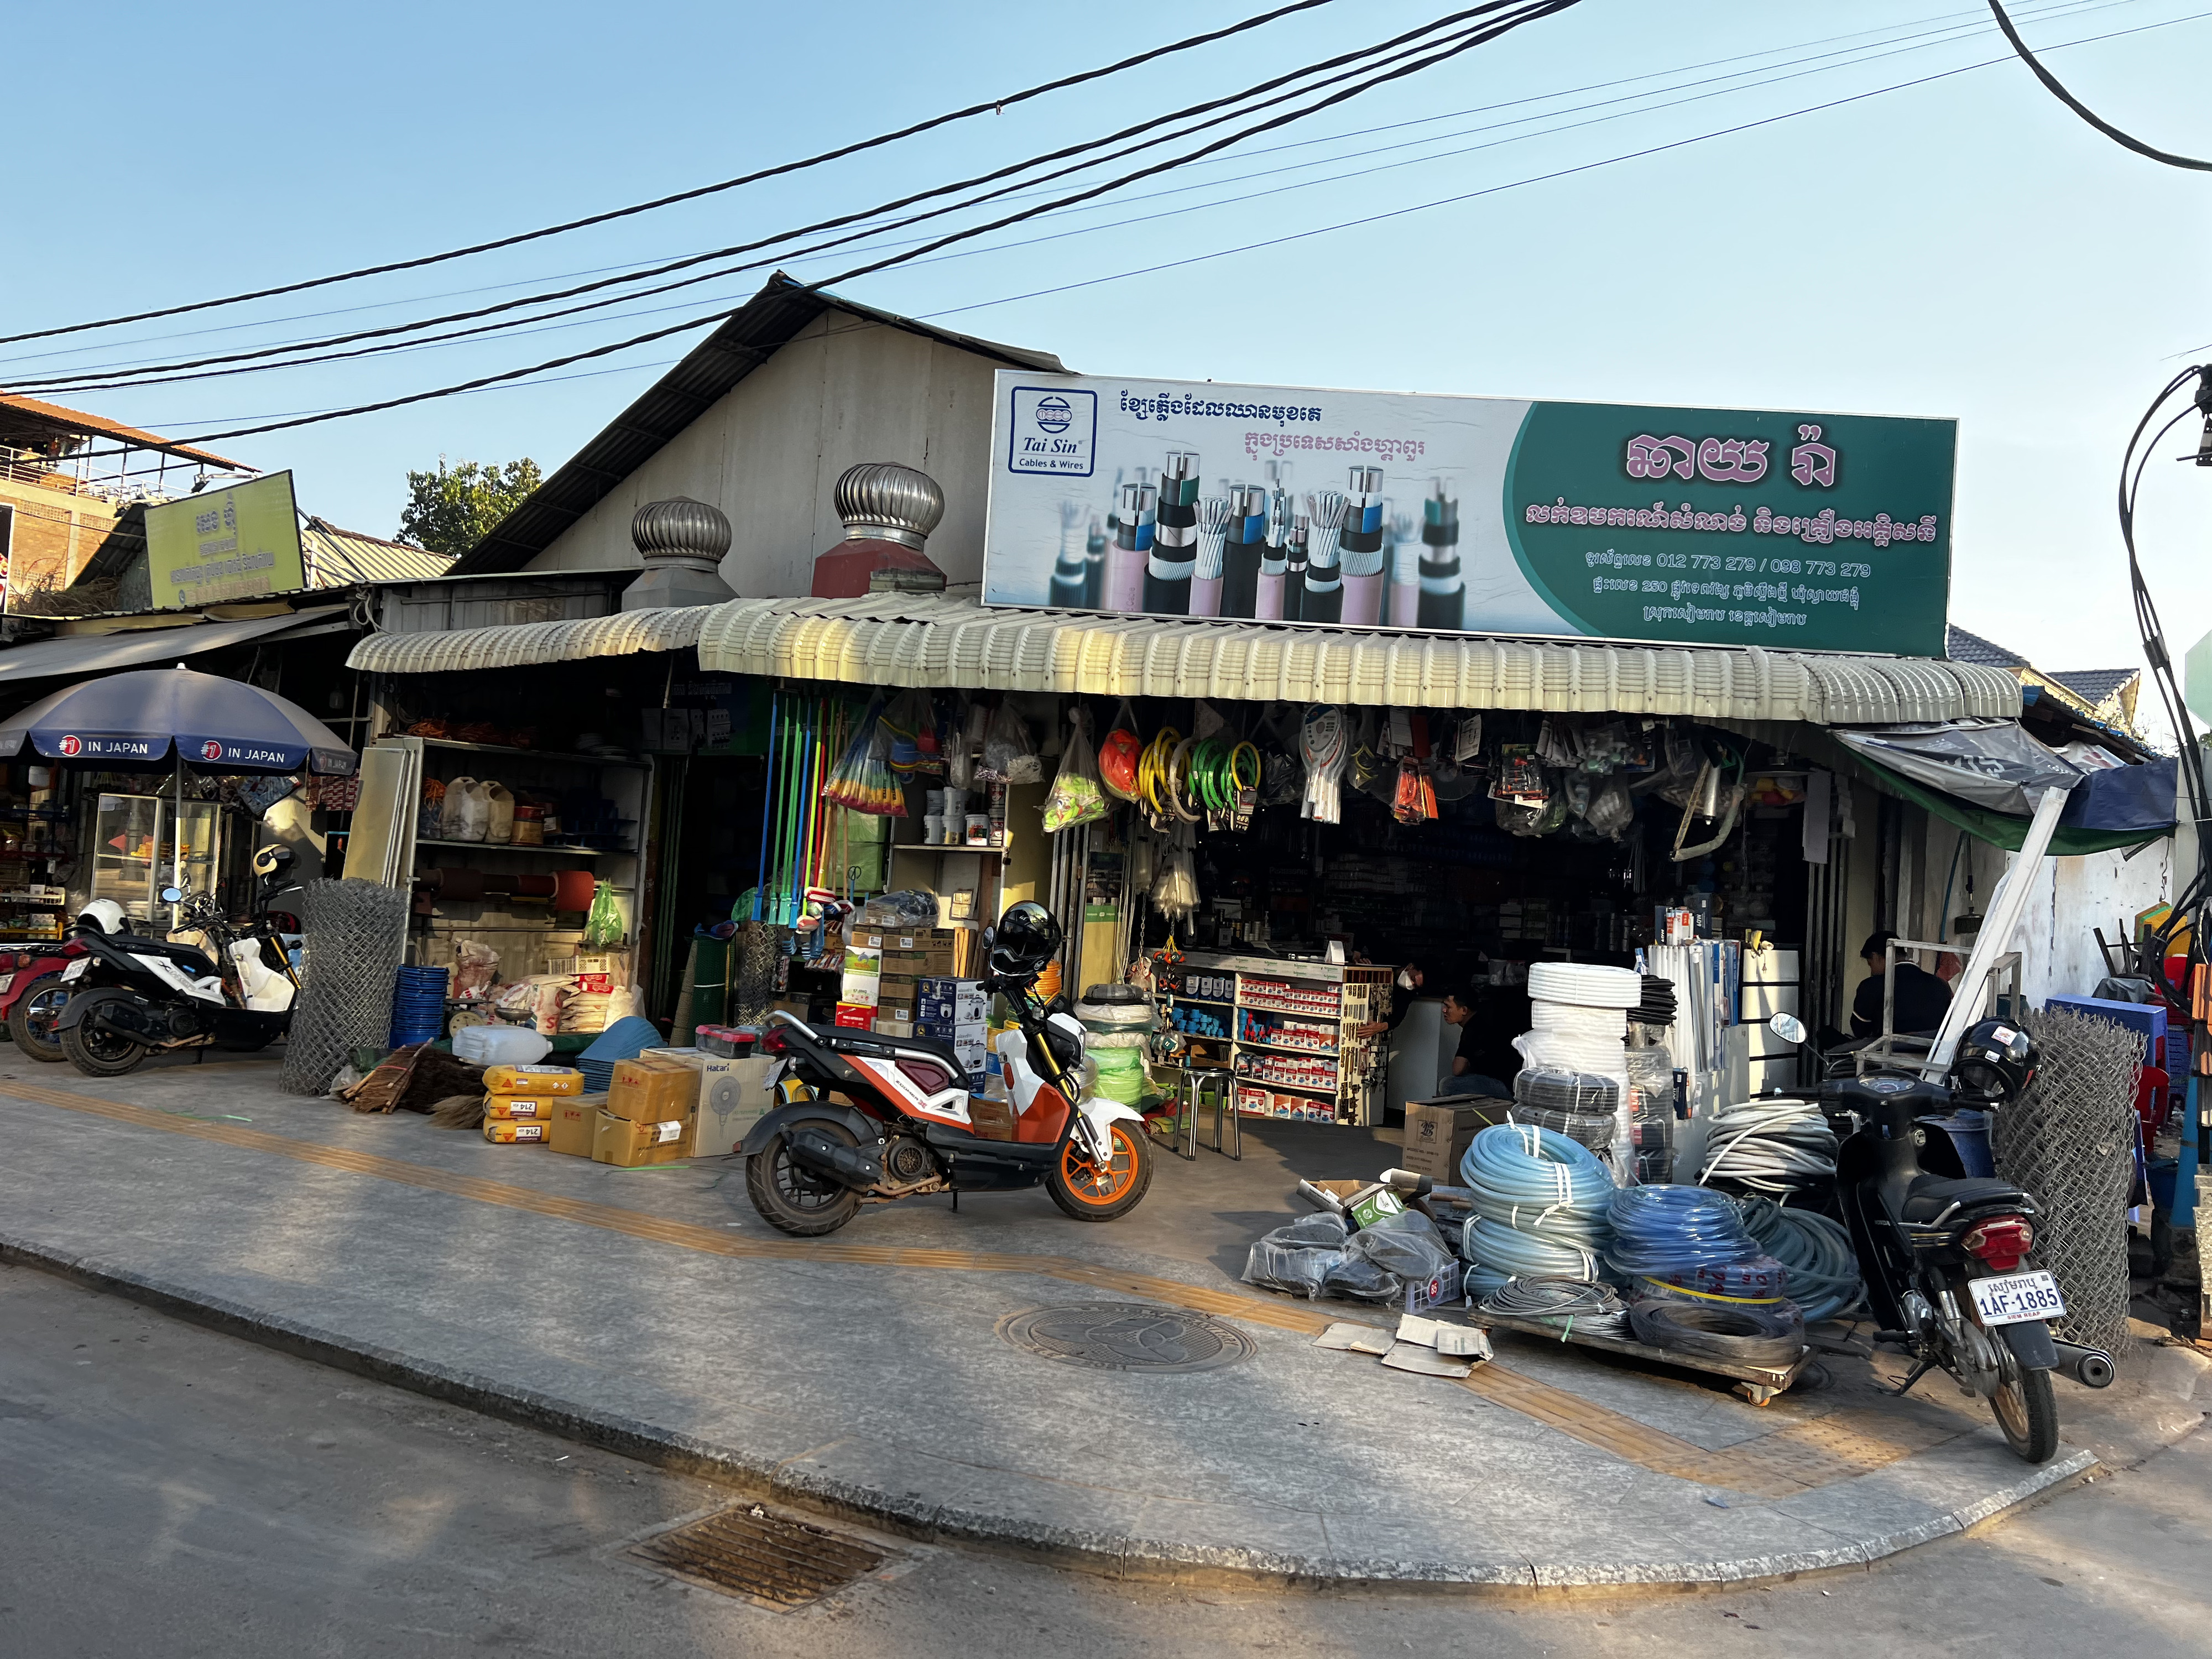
[740,901,1152,1237]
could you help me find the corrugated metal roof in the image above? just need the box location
[445,273,1067,577]
[695,593,2022,725]
[300,518,454,585]
[344,606,708,674]
[0,604,349,684]
[0,392,246,471]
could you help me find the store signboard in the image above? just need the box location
[982,374,1954,657]
[143,471,305,609]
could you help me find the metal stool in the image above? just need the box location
[1181,1066,1239,1161]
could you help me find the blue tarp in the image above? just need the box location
[2059,755,2178,836]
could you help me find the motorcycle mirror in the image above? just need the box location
[159,886,185,905]
[1768,1012,1808,1045]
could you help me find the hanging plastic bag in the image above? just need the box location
[582,881,624,948]
[1390,760,1437,825]
[948,700,987,790]
[980,702,1042,784]
[822,701,906,816]
[1299,705,1349,824]
[882,690,941,776]
[1585,776,1635,839]
[1041,707,1108,833]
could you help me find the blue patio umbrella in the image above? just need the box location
[0,665,356,905]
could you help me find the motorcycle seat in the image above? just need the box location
[1901,1173,2030,1222]
[817,1026,973,1083]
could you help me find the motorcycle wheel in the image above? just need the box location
[8,981,74,1063]
[1047,1120,1153,1222]
[1990,1365,2059,1463]
[745,1123,863,1237]
[58,990,150,1079]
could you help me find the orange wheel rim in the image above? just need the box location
[1061,1124,1139,1206]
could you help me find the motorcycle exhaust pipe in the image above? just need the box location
[2049,1339,2115,1389]
[785,1127,883,1192]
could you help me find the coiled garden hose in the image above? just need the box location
[1136,728,1181,818]
[1476,1275,1631,1339]
[1603,1183,1755,1278]
[1736,1197,1863,1323]
[1458,1123,1615,1297]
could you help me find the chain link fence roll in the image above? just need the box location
[280,878,410,1096]
[1992,1004,2140,1358]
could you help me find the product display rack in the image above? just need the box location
[1165,952,1392,1126]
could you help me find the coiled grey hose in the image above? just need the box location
[1477,1275,1629,1338]
[1695,1098,1838,1196]
[1736,1198,1864,1324]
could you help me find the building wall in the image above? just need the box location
[524,314,1000,592]
[1,477,120,598]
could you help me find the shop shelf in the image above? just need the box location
[1170,995,1234,1009]
[412,838,613,858]
[415,736,649,770]
[1233,1036,1339,1057]
[1237,997,1343,1018]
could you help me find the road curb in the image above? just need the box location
[0,1230,2100,1589]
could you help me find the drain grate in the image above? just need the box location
[997,1302,1257,1373]
[633,1505,886,1608]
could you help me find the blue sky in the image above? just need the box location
[7,0,2211,686]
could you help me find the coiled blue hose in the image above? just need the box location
[1603,1184,1755,1278]
[1737,1197,1863,1323]
[1459,1124,1615,1294]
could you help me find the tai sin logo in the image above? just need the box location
[1008,386,1096,477]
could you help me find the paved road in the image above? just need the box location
[3,1263,2205,1659]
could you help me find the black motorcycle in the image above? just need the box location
[1770,1013,2112,1463]
[55,849,302,1078]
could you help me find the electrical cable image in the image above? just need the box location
[1256,487,1295,622]
[1220,485,1269,619]
[1146,450,1201,615]
[1417,479,1464,630]
[1107,479,1157,614]
[1190,496,1233,618]
[1302,489,1350,624]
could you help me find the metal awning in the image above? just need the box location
[693,593,2020,725]
[0,604,349,685]
[345,606,709,674]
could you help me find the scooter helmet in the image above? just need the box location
[1099,727,1141,802]
[1951,1018,2038,1104]
[989,900,1063,979]
[76,899,128,935]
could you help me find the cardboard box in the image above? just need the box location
[839,946,881,1006]
[1400,1102,1489,1183]
[834,1002,875,1029]
[696,1056,781,1153]
[591,1109,695,1167]
[482,1119,547,1145]
[967,1093,1016,1141]
[1301,1178,1405,1228]
[874,1015,915,1040]
[484,1093,562,1121]
[608,1056,701,1124]
[545,1093,607,1157]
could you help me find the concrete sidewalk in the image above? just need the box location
[0,1049,2200,1587]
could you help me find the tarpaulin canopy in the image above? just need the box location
[0,664,356,775]
[1849,746,2175,855]
[1830,718,2085,815]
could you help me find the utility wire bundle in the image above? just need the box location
[1693,1097,1838,1197]
[1629,974,1678,1028]
[1458,1123,1616,1300]
[1475,1275,1629,1339]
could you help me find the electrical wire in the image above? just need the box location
[1475,1275,1631,1338]
[1989,0,2212,168]
[1627,1298,1806,1368]
[0,0,1347,348]
[12,3,1549,395]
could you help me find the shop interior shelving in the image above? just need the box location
[1162,952,1392,1126]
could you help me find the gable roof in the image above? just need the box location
[0,391,246,471]
[300,518,455,585]
[1945,623,2027,668]
[446,273,1067,577]
[2047,667,2138,708]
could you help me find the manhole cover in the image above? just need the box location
[633,1505,885,1609]
[995,1303,1257,1373]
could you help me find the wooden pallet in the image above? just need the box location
[1466,1307,1811,1406]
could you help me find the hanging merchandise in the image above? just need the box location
[1298,705,1349,824]
[1584,776,1635,839]
[980,701,1042,784]
[1491,744,1549,806]
[1535,715,1581,769]
[1042,707,1108,833]
[1098,700,1142,802]
[1391,759,1437,825]
[822,700,904,816]
[949,700,987,790]
[1151,820,1198,919]
[1135,726,1180,828]
[1497,791,1568,838]
[1188,735,1261,831]
[881,690,933,775]
[582,880,624,950]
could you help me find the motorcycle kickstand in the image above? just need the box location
[1891,1358,1936,1399]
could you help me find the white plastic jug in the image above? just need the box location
[453,1022,552,1065]
[445,778,489,842]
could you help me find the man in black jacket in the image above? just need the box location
[1850,928,1953,1039]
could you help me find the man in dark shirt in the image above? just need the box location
[1437,987,1511,1099]
[1850,928,1952,1039]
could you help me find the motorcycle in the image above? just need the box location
[0,904,125,1064]
[739,901,1152,1237]
[1770,1011,2112,1464]
[54,847,302,1078]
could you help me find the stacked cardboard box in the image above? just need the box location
[589,1055,700,1166]
[917,975,990,1089]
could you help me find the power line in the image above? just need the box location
[1989,0,2212,166]
[17,2,1554,398]
[0,0,1352,349]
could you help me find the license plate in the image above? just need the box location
[1969,1269,2066,1327]
[59,958,88,983]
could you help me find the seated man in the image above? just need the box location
[1436,987,1511,1099]
[1849,927,1953,1040]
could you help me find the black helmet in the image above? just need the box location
[989,900,1063,978]
[1951,1018,2038,1104]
